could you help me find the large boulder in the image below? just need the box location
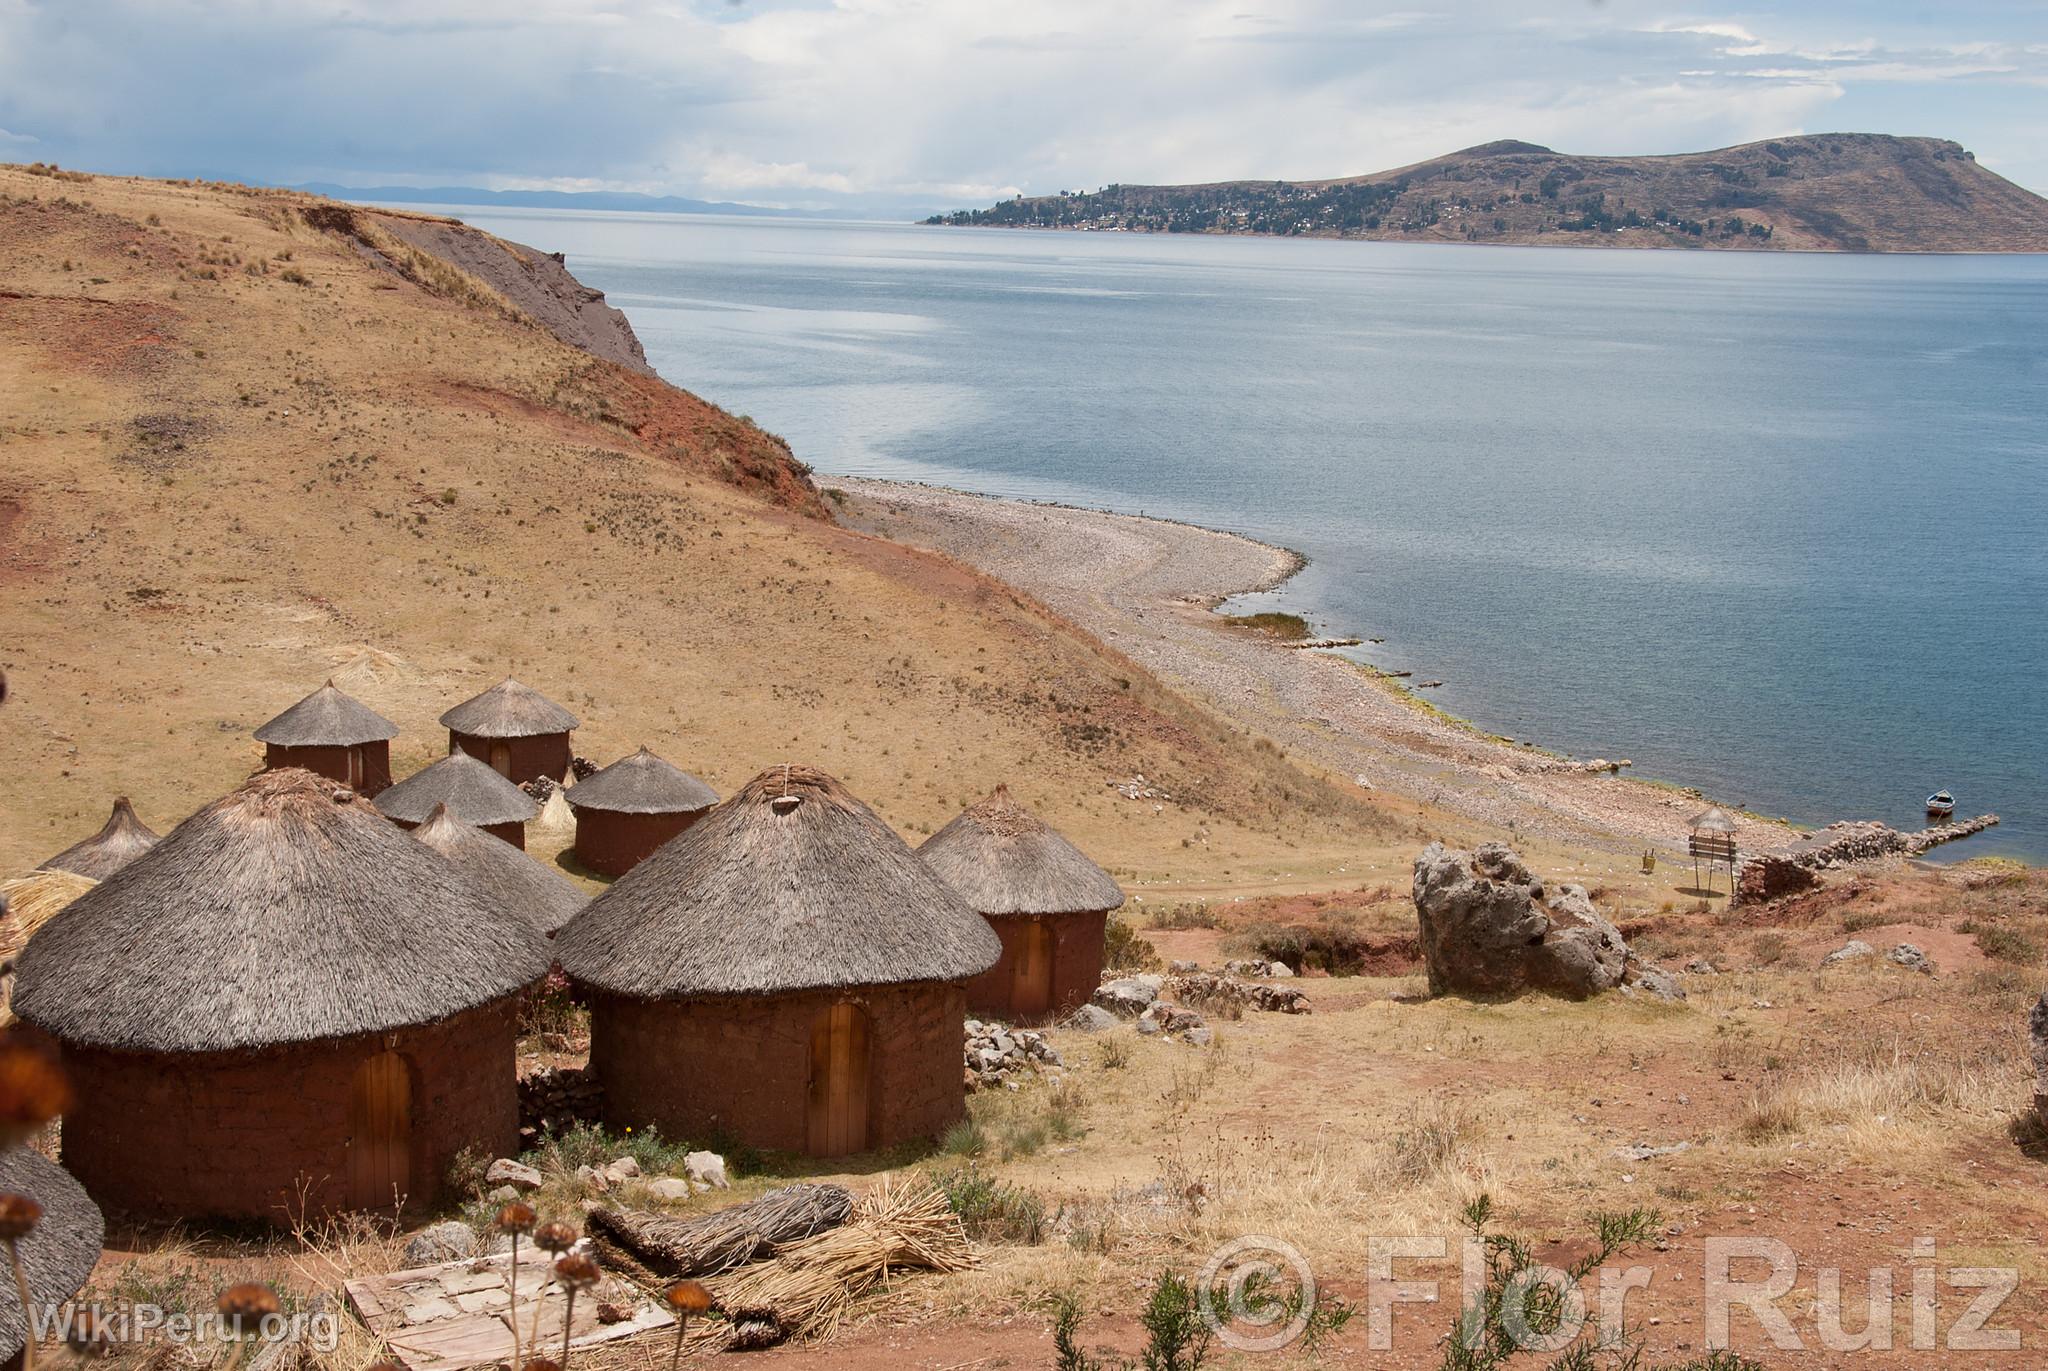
[1411,842,1627,1000]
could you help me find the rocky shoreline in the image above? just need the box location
[835,475,1807,857]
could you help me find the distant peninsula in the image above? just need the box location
[925,134,2048,253]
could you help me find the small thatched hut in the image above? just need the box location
[0,1148,104,1367]
[555,766,998,1158]
[39,798,158,880]
[413,803,587,936]
[253,680,398,795]
[11,768,549,1220]
[566,747,718,877]
[375,752,540,848]
[440,678,578,785]
[918,785,1125,1022]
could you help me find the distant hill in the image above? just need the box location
[927,135,2048,252]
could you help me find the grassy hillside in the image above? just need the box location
[0,165,1417,884]
[929,133,2048,252]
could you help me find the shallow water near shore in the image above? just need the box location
[414,207,2047,859]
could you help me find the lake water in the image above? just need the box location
[419,207,2048,860]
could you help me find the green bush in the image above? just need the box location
[934,1163,1045,1244]
[1104,913,1162,972]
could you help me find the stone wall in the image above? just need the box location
[963,910,1107,1024]
[590,981,967,1155]
[572,808,704,877]
[58,1000,519,1221]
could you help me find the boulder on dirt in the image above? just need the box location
[1820,940,1876,967]
[1887,943,1935,975]
[403,1220,477,1266]
[486,1158,544,1191]
[1411,842,1627,1000]
[1623,962,1687,1003]
[1093,977,1159,1017]
[684,1151,729,1190]
[1136,1002,1208,1043]
[1063,1004,1118,1033]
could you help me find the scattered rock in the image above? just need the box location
[1137,1002,1209,1044]
[403,1221,477,1266]
[1613,1141,1692,1162]
[684,1151,730,1190]
[645,1178,694,1202]
[964,1022,1064,1089]
[2030,995,2048,1123]
[603,1156,641,1185]
[1062,1004,1118,1033]
[1820,940,1876,967]
[1092,978,1159,1018]
[1681,958,1718,976]
[1169,959,1200,974]
[1411,842,1627,1000]
[1887,943,1936,975]
[1167,971,1309,1015]
[1267,961,1295,979]
[485,1158,544,1191]
[486,1185,521,1205]
[575,1164,610,1194]
[1624,962,1687,1003]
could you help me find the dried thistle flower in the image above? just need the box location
[0,1193,43,1241]
[216,1282,281,1334]
[533,1221,577,1254]
[0,1047,71,1148]
[664,1280,712,1371]
[521,1360,562,1371]
[552,1254,599,1291]
[496,1201,537,1234]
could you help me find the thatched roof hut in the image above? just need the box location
[413,803,587,936]
[12,769,549,1218]
[918,785,1124,1022]
[1,870,95,965]
[557,766,998,1156]
[441,678,578,785]
[919,785,1124,916]
[565,747,718,877]
[1690,806,1740,834]
[39,798,158,881]
[254,680,399,795]
[0,1148,104,1364]
[440,678,579,738]
[376,752,540,848]
[255,680,398,748]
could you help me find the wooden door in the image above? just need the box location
[1010,920,1053,1018]
[806,1002,871,1157]
[346,745,364,789]
[347,1050,412,1210]
[489,742,512,778]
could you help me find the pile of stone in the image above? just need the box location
[519,1065,603,1141]
[964,1020,1064,1090]
[1092,974,1166,1018]
[1737,815,2001,903]
[1220,959,1296,979]
[1412,841,1628,1000]
[1820,940,1936,975]
[1168,971,1310,1016]
[1527,757,1634,776]
[1136,1002,1211,1046]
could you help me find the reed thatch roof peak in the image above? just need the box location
[414,803,587,935]
[39,797,159,881]
[0,1149,103,1363]
[12,768,550,1053]
[1690,806,1740,833]
[555,765,999,998]
[375,752,540,828]
[918,784,1125,916]
[566,747,718,816]
[440,677,579,738]
[253,680,399,746]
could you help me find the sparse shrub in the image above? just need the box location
[528,1121,694,1179]
[444,1144,491,1203]
[1096,1037,1132,1070]
[1974,925,2043,965]
[935,1163,1045,1244]
[1389,1098,1485,1183]
[939,1117,985,1157]
[1839,910,1888,933]
[279,267,310,286]
[1751,932,1789,966]
[1104,912,1161,972]
[1149,902,1219,931]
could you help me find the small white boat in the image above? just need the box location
[1925,791,1955,818]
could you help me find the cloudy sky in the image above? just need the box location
[3,0,2044,213]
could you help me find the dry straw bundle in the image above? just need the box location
[0,871,96,963]
[705,1175,976,1348]
[588,1183,853,1278]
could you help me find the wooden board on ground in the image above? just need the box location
[345,1250,671,1371]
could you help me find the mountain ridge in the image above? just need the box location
[927,133,2048,252]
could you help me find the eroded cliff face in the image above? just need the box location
[367,212,651,373]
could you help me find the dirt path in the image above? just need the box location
[836,477,1799,860]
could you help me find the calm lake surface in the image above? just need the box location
[422,207,2048,859]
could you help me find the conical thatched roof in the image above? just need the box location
[556,765,999,998]
[566,748,718,816]
[0,1148,104,1363]
[0,870,95,964]
[254,679,399,746]
[918,785,1126,916]
[440,677,578,738]
[414,803,587,935]
[1690,806,1740,834]
[375,752,540,828]
[39,797,159,880]
[12,769,550,1053]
